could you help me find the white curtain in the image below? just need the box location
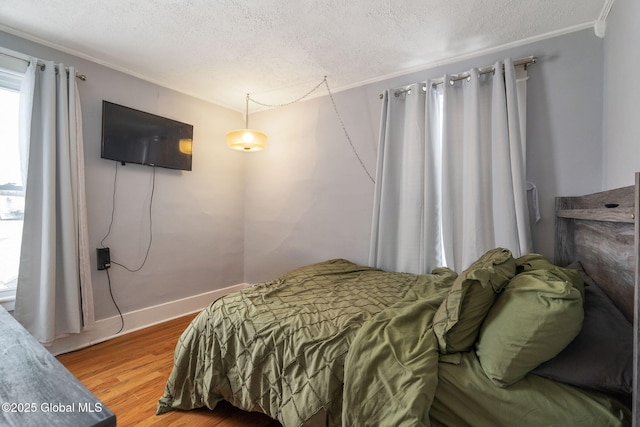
[370,58,532,274]
[369,83,442,274]
[14,59,94,345]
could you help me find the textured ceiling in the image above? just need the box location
[0,0,607,111]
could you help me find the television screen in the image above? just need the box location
[101,101,193,171]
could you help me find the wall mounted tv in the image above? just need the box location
[101,101,193,171]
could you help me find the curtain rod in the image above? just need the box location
[0,50,87,81]
[388,55,537,99]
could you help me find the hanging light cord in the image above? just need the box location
[247,77,375,183]
[323,78,375,183]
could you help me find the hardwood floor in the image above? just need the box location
[57,313,282,427]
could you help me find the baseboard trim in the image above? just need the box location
[48,283,251,356]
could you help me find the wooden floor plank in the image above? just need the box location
[57,313,282,427]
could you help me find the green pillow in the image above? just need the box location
[516,254,585,299]
[515,253,556,272]
[433,248,516,354]
[476,268,584,387]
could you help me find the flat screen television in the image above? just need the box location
[101,101,193,171]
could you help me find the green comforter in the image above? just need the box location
[157,259,630,426]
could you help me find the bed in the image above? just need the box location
[157,175,640,426]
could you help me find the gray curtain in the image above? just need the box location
[370,58,532,274]
[15,59,94,345]
[369,82,442,274]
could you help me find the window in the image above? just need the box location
[0,72,23,312]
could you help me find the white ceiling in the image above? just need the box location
[0,0,608,112]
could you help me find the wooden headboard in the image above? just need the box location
[555,183,635,321]
[554,173,639,426]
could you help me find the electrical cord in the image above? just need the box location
[248,76,375,184]
[105,267,124,335]
[100,162,156,272]
[99,161,157,334]
[99,160,119,249]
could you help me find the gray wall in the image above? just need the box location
[244,88,378,281]
[603,0,640,189]
[245,28,606,282]
[0,31,246,321]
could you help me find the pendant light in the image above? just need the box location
[223,77,374,184]
[226,93,267,152]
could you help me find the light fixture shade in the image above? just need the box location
[226,129,268,152]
